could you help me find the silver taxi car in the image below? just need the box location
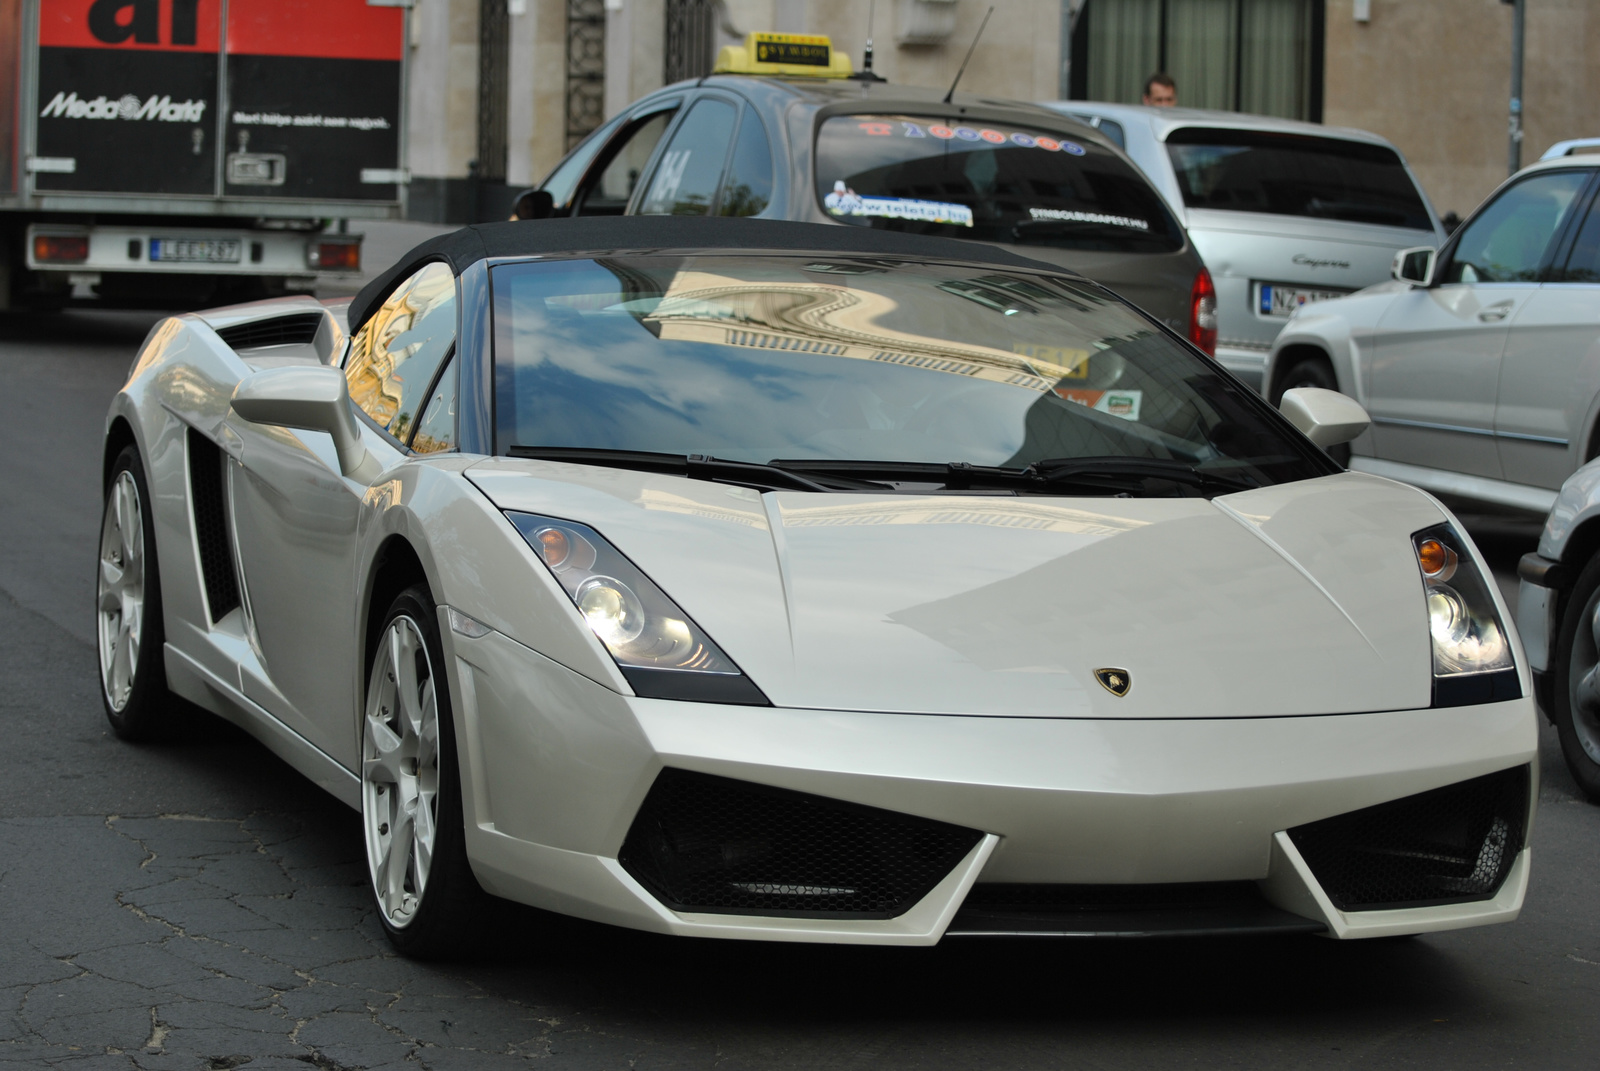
[1044,103,1444,391]
[523,34,1217,355]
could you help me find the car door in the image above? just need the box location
[633,94,738,216]
[1365,169,1591,479]
[226,262,457,768]
[1495,171,1600,490]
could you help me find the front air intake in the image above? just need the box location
[1289,765,1530,912]
[619,769,983,919]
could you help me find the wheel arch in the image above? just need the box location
[102,415,139,495]
[1266,342,1341,404]
[361,534,434,684]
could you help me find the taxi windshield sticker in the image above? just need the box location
[1028,207,1150,231]
[1055,387,1143,421]
[825,182,973,227]
[853,120,1086,157]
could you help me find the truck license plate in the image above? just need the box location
[150,238,243,264]
[1258,283,1345,318]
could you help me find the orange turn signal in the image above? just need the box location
[34,234,89,263]
[1417,538,1457,578]
[310,239,360,271]
[536,527,570,568]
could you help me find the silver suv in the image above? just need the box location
[1041,103,1445,391]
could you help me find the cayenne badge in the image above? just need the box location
[1095,668,1131,697]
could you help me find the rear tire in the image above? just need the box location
[97,445,172,740]
[1551,554,1600,802]
[362,585,494,957]
[1273,355,1351,467]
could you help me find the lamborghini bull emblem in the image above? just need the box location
[1095,668,1131,697]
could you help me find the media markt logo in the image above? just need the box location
[39,91,206,123]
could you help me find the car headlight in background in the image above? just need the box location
[506,511,768,705]
[1412,524,1520,706]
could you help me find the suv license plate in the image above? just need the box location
[150,238,242,264]
[1259,283,1345,318]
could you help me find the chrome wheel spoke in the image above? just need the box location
[362,612,443,930]
[97,471,146,713]
[1588,601,1600,658]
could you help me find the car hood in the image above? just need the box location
[466,462,1445,718]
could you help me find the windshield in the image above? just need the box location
[813,115,1184,254]
[1165,128,1432,230]
[491,255,1328,492]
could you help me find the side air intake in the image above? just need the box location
[215,312,325,351]
[619,769,983,919]
[186,428,240,623]
[1289,765,1530,912]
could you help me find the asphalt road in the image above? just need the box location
[1,306,1598,1071]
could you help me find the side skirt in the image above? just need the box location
[164,642,360,809]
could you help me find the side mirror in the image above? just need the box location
[510,189,554,221]
[1392,245,1436,286]
[1279,387,1371,448]
[231,366,378,481]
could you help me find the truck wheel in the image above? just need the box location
[1552,554,1600,802]
[97,445,172,740]
[1274,356,1351,467]
[362,585,494,957]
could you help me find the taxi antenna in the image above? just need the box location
[942,6,994,104]
[851,0,887,82]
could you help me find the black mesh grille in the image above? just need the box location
[619,769,983,919]
[948,881,1326,937]
[1289,765,1530,912]
[187,429,240,623]
[216,312,324,351]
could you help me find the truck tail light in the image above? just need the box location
[309,239,361,272]
[1188,267,1218,357]
[34,234,89,263]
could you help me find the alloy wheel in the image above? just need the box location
[97,471,145,711]
[1568,589,1600,764]
[362,615,442,927]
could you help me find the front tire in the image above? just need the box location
[97,445,171,740]
[1551,555,1600,802]
[362,585,491,957]
[1273,355,1351,467]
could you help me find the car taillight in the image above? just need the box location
[1188,267,1218,357]
[308,239,360,272]
[34,234,89,263]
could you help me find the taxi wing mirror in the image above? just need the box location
[1279,387,1371,448]
[510,189,554,221]
[230,366,379,481]
[1392,245,1436,286]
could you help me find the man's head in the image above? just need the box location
[1143,73,1177,107]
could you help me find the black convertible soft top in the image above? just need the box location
[348,216,1078,335]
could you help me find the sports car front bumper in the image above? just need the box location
[444,622,1538,944]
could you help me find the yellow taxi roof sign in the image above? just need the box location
[714,32,854,79]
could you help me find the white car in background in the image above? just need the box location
[1266,156,1600,496]
[1042,103,1444,392]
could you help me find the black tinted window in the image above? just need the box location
[577,109,675,216]
[1444,170,1589,283]
[1165,128,1432,230]
[815,115,1183,254]
[640,98,736,216]
[718,109,774,217]
[1558,189,1600,283]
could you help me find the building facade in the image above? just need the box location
[404,0,1598,224]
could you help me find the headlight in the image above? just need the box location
[507,511,768,705]
[1412,524,1519,706]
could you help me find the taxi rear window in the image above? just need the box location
[1165,128,1432,230]
[814,115,1184,255]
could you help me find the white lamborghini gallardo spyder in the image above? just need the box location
[96,217,1536,956]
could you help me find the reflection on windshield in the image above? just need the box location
[491,255,1325,489]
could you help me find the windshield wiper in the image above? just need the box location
[1028,456,1259,494]
[506,447,877,493]
[769,458,1137,495]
